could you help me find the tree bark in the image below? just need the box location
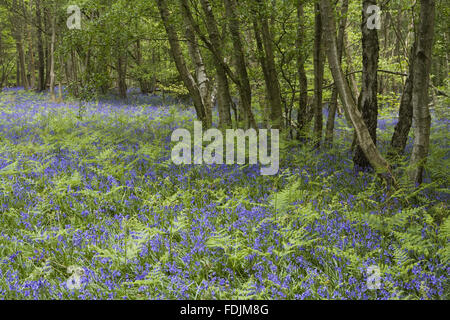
[35,0,45,91]
[344,34,360,103]
[353,0,380,170]
[253,1,284,129]
[49,15,56,102]
[319,0,391,175]
[70,48,79,96]
[390,41,416,156]
[117,50,128,100]
[44,5,51,89]
[313,3,325,147]
[156,0,208,126]
[11,0,28,90]
[408,0,436,185]
[26,0,36,89]
[181,0,213,128]
[224,0,256,129]
[325,0,349,146]
[199,0,232,129]
[136,39,151,95]
[296,0,308,138]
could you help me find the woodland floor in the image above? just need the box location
[0,88,448,299]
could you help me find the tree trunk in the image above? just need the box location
[136,39,151,95]
[35,0,45,92]
[313,3,325,147]
[181,0,213,128]
[11,0,28,90]
[343,34,359,104]
[353,0,380,170]
[16,58,19,87]
[199,0,232,129]
[117,50,127,100]
[296,0,308,138]
[156,0,208,126]
[319,0,391,175]
[390,41,416,156]
[49,15,56,102]
[253,1,284,129]
[26,0,36,89]
[261,16,283,129]
[44,5,51,89]
[408,0,436,185]
[224,0,256,129]
[325,0,349,146]
[0,31,5,89]
[70,49,78,96]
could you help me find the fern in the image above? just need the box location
[437,216,450,264]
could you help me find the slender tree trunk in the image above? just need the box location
[117,50,128,100]
[58,82,63,102]
[0,31,4,89]
[49,15,56,102]
[149,49,158,93]
[136,39,150,95]
[253,20,271,127]
[224,0,256,129]
[325,0,349,146]
[35,0,45,91]
[199,0,232,128]
[353,0,380,170]
[444,33,449,79]
[70,49,78,96]
[253,1,284,129]
[319,0,391,176]
[44,5,51,89]
[181,0,213,128]
[26,0,36,89]
[27,36,36,90]
[156,0,208,126]
[313,3,325,147]
[16,58,19,86]
[296,0,308,137]
[390,41,416,156]
[11,0,28,90]
[409,0,436,185]
[57,54,64,102]
[343,35,359,104]
[20,0,30,89]
[261,17,283,129]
